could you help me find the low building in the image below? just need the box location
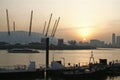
[90,39,105,47]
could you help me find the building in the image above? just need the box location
[116,36,120,46]
[112,33,116,45]
[68,40,77,45]
[90,39,105,47]
[58,39,64,45]
[41,38,46,45]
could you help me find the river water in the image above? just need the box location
[0,48,120,80]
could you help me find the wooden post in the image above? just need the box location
[46,37,49,68]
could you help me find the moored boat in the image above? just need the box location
[46,58,108,78]
[8,48,39,53]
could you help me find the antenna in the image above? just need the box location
[13,21,15,31]
[6,9,10,36]
[45,13,53,37]
[29,10,33,36]
[42,21,47,35]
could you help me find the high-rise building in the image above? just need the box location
[116,36,120,46]
[112,33,116,45]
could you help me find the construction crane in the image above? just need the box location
[42,21,47,35]
[13,21,15,31]
[6,9,10,36]
[52,17,60,37]
[45,13,52,37]
[29,10,33,36]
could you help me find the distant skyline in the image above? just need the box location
[1,0,120,43]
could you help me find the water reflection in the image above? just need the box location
[107,76,120,80]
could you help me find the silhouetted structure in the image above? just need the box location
[29,10,33,36]
[116,36,120,46]
[42,21,47,35]
[45,13,52,36]
[13,21,15,31]
[58,39,64,46]
[46,38,49,68]
[68,40,76,45]
[112,33,116,45]
[6,9,10,35]
[90,39,105,47]
[41,38,46,45]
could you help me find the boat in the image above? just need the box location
[8,48,39,53]
[46,57,108,78]
[62,63,107,78]
[0,61,44,78]
[107,61,120,76]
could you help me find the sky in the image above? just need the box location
[0,0,120,43]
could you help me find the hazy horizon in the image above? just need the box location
[1,0,120,43]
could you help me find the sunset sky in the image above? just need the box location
[0,0,120,43]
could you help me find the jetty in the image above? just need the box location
[0,61,44,78]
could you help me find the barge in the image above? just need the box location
[8,48,39,53]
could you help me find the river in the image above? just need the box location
[0,48,120,80]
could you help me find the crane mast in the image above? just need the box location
[42,21,47,35]
[13,21,15,31]
[45,13,52,37]
[51,19,57,37]
[52,17,60,37]
[6,9,10,36]
[29,10,33,36]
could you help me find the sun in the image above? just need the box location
[83,38,86,41]
[77,27,92,41]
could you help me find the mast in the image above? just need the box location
[42,21,46,35]
[51,19,57,37]
[6,9,10,36]
[45,13,52,36]
[52,17,60,37]
[13,21,15,31]
[29,10,33,36]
